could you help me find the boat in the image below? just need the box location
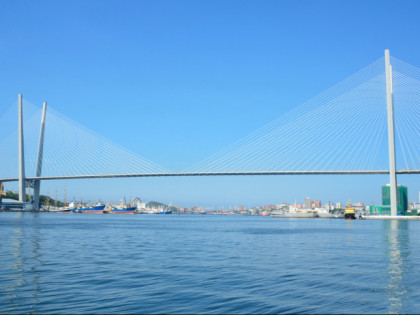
[72,202,105,214]
[344,200,356,219]
[112,206,136,214]
[271,211,319,218]
[47,206,73,213]
[111,197,136,214]
[48,201,77,213]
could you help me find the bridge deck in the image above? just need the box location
[0,170,419,182]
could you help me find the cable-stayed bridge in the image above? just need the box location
[0,50,419,215]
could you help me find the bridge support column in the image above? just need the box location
[33,102,47,208]
[18,94,26,203]
[385,49,398,216]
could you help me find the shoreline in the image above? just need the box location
[2,210,420,220]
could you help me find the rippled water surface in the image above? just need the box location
[1,213,420,314]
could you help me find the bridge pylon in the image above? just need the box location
[33,101,47,208]
[385,49,398,216]
[18,94,26,202]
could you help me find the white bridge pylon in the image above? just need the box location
[5,50,420,211]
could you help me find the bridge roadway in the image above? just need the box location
[0,170,419,182]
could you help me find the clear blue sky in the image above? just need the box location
[0,0,419,207]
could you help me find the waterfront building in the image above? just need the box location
[311,200,321,208]
[370,185,409,215]
[382,184,408,215]
[0,198,36,211]
[304,197,311,209]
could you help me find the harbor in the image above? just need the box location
[2,211,420,314]
[2,181,420,220]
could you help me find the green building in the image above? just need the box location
[382,184,408,215]
[369,205,391,215]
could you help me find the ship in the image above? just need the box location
[157,210,172,214]
[111,197,136,214]
[111,207,136,214]
[48,201,77,213]
[344,200,356,219]
[72,202,105,214]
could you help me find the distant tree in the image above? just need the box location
[4,191,64,206]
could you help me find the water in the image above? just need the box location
[1,213,420,314]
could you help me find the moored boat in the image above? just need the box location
[112,197,136,214]
[157,210,172,214]
[112,207,136,214]
[72,202,105,214]
[344,200,356,219]
[48,206,74,213]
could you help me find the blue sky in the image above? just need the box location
[0,0,419,207]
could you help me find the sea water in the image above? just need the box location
[1,212,420,314]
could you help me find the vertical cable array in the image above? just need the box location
[0,100,171,178]
[0,55,418,179]
[186,58,392,173]
[391,57,420,171]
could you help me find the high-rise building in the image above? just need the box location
[382,184,408,215]
[304,197,311,209]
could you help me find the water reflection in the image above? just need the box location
[344,219,355,248]
[30,214,43,310]
[7,214,25,311]
[4,213,43,313]
[385,220,409,314]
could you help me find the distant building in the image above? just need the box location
[382,184,408,215]
[336,202,342,209]
[311,200,321,208]
[304,198,311,209]
[238,206,245,211]
[263,205,275,210]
